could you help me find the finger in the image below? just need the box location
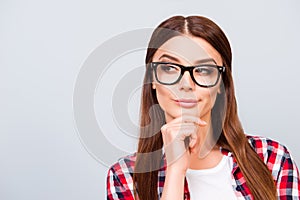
[161,124,197,148]
[182,115,206,126]
[184,133,198,149]
[162,123,198,142]
[178,126,198,140]
[189,133,198,148]
[161,123,197,135]
[160,124,167,133]
[177,125,198,148]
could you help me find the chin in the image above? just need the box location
[172,109,200,118]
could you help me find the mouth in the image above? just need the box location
[174,99,198,108]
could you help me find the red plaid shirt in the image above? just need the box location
[106,135,300,199]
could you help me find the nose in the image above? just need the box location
[178,71,195,91]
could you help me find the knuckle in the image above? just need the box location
[160,124,167,133]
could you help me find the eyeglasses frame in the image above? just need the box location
[150,62,226,88]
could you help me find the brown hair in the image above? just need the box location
[133,15,276,200]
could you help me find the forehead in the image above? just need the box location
[153,35,222,65]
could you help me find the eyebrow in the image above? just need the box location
[158,54,217,65]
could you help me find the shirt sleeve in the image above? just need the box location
[276,148,300,199]
[106,167,135,200]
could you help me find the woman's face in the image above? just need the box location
[152,35,223,123]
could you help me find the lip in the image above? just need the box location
[174,99,198,108]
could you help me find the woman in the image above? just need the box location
[106,15,300,200]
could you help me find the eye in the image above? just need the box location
[159,64,179,73]
[194,66,214,76]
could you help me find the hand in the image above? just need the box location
[161,115,207,173]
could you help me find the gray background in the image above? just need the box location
[1,0,299,199]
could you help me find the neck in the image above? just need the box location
[189,119,223,170]
[189,146,223,170]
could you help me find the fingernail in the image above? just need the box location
[199,120,207,125]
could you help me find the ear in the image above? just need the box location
[152,82,156,90]
[217,87,221,94]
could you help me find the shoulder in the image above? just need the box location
[246,134,290,159]
[246,135,298,179]
[106,153,137,199]
[106,153,136,190]
[108,153,137,176]
[246,135,300,197]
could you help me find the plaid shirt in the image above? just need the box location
[107,135,300,199]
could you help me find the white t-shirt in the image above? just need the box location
[185,155,237,199]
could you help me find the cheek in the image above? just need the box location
[199,87,219,109]
[155,85,173,111]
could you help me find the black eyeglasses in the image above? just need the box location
[150,62,225,88]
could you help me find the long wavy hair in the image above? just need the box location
[133,15,276,200]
